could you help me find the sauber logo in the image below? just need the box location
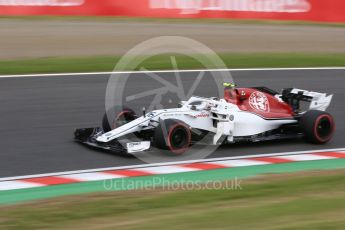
[249,91,270,113]
[150,0,311,14]
[0,0,84,6]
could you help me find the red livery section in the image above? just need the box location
[0,0,345,23]
[224,87,294,120]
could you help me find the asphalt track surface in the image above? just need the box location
[0,69,344,177]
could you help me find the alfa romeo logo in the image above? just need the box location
[249,91,270,113]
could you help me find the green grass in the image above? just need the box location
[1,53,345,75]
[2,16,345,27]
[1,170,345,230]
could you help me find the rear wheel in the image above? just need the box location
[154,119,191,155]
[299,110,335,144]
[102,106,137,132]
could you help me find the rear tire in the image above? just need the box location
[154,119,191,155]
[102,106,137,132]
[299,110,335,144]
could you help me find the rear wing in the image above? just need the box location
[281,88,333,112]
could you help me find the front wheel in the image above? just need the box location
[299,110,335,144]
[154,119,191,155]
[102,106,137,132]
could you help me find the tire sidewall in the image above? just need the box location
[300,110,335,144]
[154,119,191,155]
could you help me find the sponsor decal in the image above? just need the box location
[128,142,141,147]
[0,0,84,6]
[150,0,311,14]
[249,91,270,113]
[229,114,234,121]
[126,141,151,153]
[163,113,182,117]
[194,113,209,118]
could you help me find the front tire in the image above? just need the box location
[102,106,137,132]
[154,119,191,155]
[299,110,335,144]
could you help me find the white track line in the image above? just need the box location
[1,148,344,182]
[1,67,345,78]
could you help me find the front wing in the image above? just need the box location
[74,128,150,154]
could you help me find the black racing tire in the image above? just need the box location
[102,106,137,132]
[154,119,191,155]
[299,110,335,144]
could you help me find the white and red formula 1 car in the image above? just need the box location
[75,84,335,155]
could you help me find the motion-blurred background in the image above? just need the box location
[0,0,345,74]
